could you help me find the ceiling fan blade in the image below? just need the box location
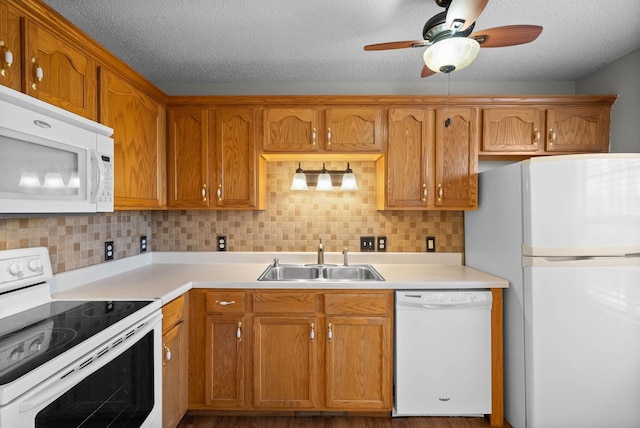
[471,25,543,48]
[446,0,489,32]
[364,40,429,51]
[421,66,436,78]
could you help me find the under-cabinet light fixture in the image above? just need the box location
[290,162,358,191]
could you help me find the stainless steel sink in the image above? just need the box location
[321,265,384,281]
[257,264,384,281]
[257,265,321,281]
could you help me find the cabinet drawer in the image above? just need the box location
[206,291,246,313]
[324,292,392,315]
[252,291,316,314]
[163,295,185,332]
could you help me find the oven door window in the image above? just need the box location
[0,133,87,200]
[35,331,154,427]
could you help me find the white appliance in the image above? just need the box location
[0,247,162,427]
[465,154,640,428]
[394,290,493,416]
[0,85,114,215]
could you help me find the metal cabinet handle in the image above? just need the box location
[533,128,540,145]
[202,184,207,201]
[237,322,242,341]
[422,184,427,202]
[310,322,315,342]
[328,322,333,343]
[312,128,317,146]
[548,129,556,145]
[31,57,43,89]
[437,184,444,201]
[163,344,171,365]
[216,184,222,201]
[215,300,235,306]
[327,128,332,146]
[0,41,13,77]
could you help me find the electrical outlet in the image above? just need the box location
[217,235,227,251]
[426,236,436,252]
[105,241,114,260]
[140,235,148,252]
[360,236,375,252]
[377,236,387,252]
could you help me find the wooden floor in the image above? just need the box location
[177,415,510,428]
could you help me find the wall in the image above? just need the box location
[0,212,151,273]
[576,48,640,153]
[152,161,463,253]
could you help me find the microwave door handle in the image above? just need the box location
[90,149,106,203]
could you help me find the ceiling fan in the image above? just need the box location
[363,0,543,77]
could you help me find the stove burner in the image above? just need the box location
[46,327,78,352]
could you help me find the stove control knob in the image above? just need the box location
[10,345,24,361]
[29,338,43,353]
[28,258,43,273]
[8,261,24,277]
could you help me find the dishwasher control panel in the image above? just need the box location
[396,290,492,308]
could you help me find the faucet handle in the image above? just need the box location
[273,258,279,267]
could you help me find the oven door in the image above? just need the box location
[0,310,162,428]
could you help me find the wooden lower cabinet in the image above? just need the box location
[162,295,189,428]
[253,315,318,408]
[189,289,393,412]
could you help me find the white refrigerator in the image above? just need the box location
[464,154,640,428]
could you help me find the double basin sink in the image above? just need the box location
[258,264,384,282]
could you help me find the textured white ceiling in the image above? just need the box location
[42,0,640,89]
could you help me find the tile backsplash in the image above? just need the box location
[1,161,464,274]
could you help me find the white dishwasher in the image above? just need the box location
[394,290,492,417]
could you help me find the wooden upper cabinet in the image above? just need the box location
[168,108,210,209]
[263,107,320,152]
[23,19,97,120]
[0,0,21,91]
[435,107,479,209]
[262,106,383,153]
[324,107,383,152]
[211,108,260,209]
[384,108,434,209]
[99,67,166,209]
[546,106,610,153]
[482,107,545,153]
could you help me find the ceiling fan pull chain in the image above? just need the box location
[445,73,451,127]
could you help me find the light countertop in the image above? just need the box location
[51,251,508,305]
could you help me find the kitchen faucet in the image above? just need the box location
[342,247,349,266]
[317,239,324,265]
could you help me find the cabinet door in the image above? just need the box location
[211,108,259,209]
[325,316,392,410]
[482,107,545,153]
[0,0,21,91]
[435,107,479,209]
[162,321,187,428]
[205,314,245,408]
[23,20,96,120]
[386,108,434,208]
[546,106,610,153]
[253,316,318,409]
[168,108,210,208]
[99,67,166,209]
[324,107,383,152]
[263,107,320,152]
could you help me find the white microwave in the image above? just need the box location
[0,85,114,216]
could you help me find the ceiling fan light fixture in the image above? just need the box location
[423,37,480,73]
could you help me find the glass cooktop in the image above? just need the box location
[0,300,152,385]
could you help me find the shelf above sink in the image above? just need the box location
[257,264,384,282]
